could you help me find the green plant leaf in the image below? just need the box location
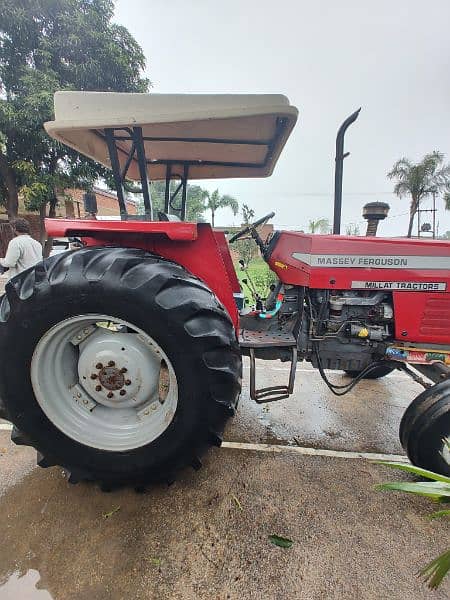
[376,481,450,501]
[269,534,293,548]
[102,506,121,519]
[428,509,450,520]
[375,460,450,484]
[420,548,450,589]
[149,558,161,567]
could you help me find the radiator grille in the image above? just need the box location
[420,298,450,336]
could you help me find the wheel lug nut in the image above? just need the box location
[90,374,97,380]
[107,392,114,399]
[108,361,115,367]
[119,390,126,396]
[96,363,103,369]
[95,385,102,392]
[125,380,131,386]
[120,368,127,373]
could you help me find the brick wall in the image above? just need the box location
[64,187,137,217]
[0,222,14,256]
[0,214,42,255]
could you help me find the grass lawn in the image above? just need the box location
[234,257,276,303]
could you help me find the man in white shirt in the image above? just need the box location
[0,218,43,279]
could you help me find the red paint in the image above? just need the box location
[45,218,239,329]
[45,218,198,241]
[45,218,450,345]
[269,231,450,344]
[393,294,450,343]
[213,230,241,293]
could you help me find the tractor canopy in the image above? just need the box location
[45,91,298,181]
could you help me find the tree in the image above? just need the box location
[242,203,255,224]
[0,0,148,226]
[345,223,360,236]
[235,203,255,267]
[203,189,238,227]
[387,151,450,238]
[445,192,450,212]
[147,181,207,221]
[308,217,330,234]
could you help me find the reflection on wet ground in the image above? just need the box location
[0,358,444,599]
[227,359,419,454]
[0,569,53,600]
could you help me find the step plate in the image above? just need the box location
[239,329,297,348]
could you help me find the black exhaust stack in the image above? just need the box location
[333,108,361,234]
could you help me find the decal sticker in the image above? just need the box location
[274,261,288,270]
[292,253,450,270]
[351,281,447,291]
[386,346,450,365]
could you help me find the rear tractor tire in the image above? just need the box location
[399,380,450,476]
[0,247,242,489]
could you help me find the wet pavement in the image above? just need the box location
[229,359,417,455]
[0,359,448,599]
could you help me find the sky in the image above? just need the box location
[114,0,450,236]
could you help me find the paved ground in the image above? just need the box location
[0,360,448,599]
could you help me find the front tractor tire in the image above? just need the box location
[344,365,395,380]
[399,380,450,476]
[0,247,242,489]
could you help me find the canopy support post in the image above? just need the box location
[105,128,128,219]
[181,164,189,221]
[164,164,172,214]
[133,127,153,220]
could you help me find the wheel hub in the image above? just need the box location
[30,314,178,451]
[98,366,125,391]
[78,331,160,409]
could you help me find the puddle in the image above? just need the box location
[229,358,416,454]
[0,569,53,599]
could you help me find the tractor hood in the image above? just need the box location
[44,91,298,181]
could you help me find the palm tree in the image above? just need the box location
[345,223,360,236]
[387,151,450,238]
[308,217,330,234]
[203,189,239,227]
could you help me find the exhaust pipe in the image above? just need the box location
[333,108,361,235]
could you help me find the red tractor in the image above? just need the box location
[0,91,448,490]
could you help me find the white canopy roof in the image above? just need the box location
[45,91,298,180]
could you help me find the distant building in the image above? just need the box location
[61,187,138,218]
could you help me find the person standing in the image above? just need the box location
[0,218,43,279]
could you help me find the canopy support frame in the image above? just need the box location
[100,117,289,222]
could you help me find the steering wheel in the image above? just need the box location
[229,212,275,243]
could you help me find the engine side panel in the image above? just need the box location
[268,231,450,344]
[393,292,450,343]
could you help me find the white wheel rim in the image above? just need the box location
[30,314,178,451]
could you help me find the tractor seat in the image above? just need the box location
[158,212,181,222]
